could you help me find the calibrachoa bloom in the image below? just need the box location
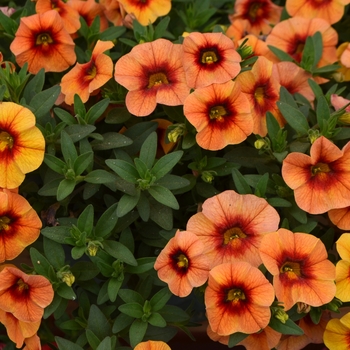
[61,40,114,105]
[282,136,350,214]
[334,42,350,82]
[328,206,350,230]
[335,233,350,301]
[118,0,171,26]
[324,312,350,349]
[182,32,241,89]
[0,102,45,189]
[205,262,275,335]
[266,17,338,67]
[285,0,348,24]
[229,0,283,35]
[154,230,210,297]
[259,228,336,311]
[134,340,171,350]
[186,190,279,268]
[0,266,54,322]
[183,80,253,150]
[0,189,42,262]
[114,38,190,117]
[235,56,284,136]
[10,10,76,74]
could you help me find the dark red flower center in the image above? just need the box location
[148,72,169,88]
[16,278,29,293]
[176,253,189,269]
[0,216,11,231]
[0,131,14,150]
[172,250,190,274]
[248,2,263,22]
[223,227,246,245]
[36,33,54,46]
[209,105,227,121]
[201,49,219,65]
[86,63,97,81]
[280,261,302,277]
[311,162,331,176]
[226,288,246,302]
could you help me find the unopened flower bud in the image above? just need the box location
[201,170,216,183]
[238,45,254,59]
[297,302,311,314]
[338,113,350,125]
[308,129,320,144]
[168,124,185,143]
[274,308,289,324]
[87,241,101,256]
[61,272,75,287]
[254,139,268,150]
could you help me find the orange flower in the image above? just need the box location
[0,309,41,349]
[266,17,338,68]
[61,40,114,105]
[118,0,171,26]
[259,228,336,311]
[272,61,315,102]
[154,230,210,297]
[205,262,275,335]
[186,190,279,268]
[229,0,283,36]
[182,32,241,89]
[67,0,109,32]
[152,119,176,156]
[329,206,350,230]
[335,233,350,301]
[0,102,45,189]
[183,80,253,150]
[0,189,42,262]
[225,20,246,47]
[324,312,350,349]
[282,136,350,214]
[334,42,350,82]
[235,56,284,136]
[286,0,348,25]
[340,42,350,67]
[0,266,54,323]
[114,39,190,117]
[35,0,81,34]
[100,0,125,26]
[10,10,76,74]
[134,340,171,350]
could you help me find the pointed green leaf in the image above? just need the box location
[151,151,183,180]
[277,101,309,135]
[148,185,179,209]
[106,159,139,183]
[139,131,157,169]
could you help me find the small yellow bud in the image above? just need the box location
[308,129,320,144]
[87,243,99,256]
[201,171,216,183]
[168,125,185,143]
[274,308,289,324]
[61,272,75,287]
[254,139,267,150]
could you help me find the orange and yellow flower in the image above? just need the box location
[335,233,350,302]
[10,10,76,74]
[134,340,171,350]
[282,136,350,214]
[286,0,348,24]
[186,190,279,268]
[154,230,210,297]
[205,261,275,335]
[329,206,350,230]
[324,312,350,349]
[114,39,190,117]
[0,102,45,189]
[229,0,283,35]
[259,228,336,311]
[235,56,284,136]
[266,17,338,68]
[183,80,253,150]
[0,266,54,323]
[118,0,171,26]
[35,0,81,34]
[61,40,114,105]
[182,32,241,89]
[0,189,42,262]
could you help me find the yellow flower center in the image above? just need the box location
[254,86,265,105]
[248,3,262,21]
[295,43,305,55]
[176,253,189,269]
[209,105,227,121]
[36,33,53,45]
[201,51,218,64]
[223,227,246,245]
[148,73,169,88]
[226,288,246,302]
[0,216,11,231]
[0,131,14,151]
[311,162,331,176]
[16,278,29,292]
[280,261,301,278]
[86,64,97,80]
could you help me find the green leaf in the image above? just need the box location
[44,154,66,175]
[151,151,183,180]
[254,172,269,197]
[118,302,144,318]
[23,68,45,103]
[300,35,315,71]
[55,337,84,350]
[149,200,173,230]
[84,169,118,184]
[268,45,295,62]
[277,101,309,135]
[148,313,166,327]
[71,245,86,260]
[154,16,170,39]
[129,319,148,348]
[119,289,144,304]
[134,158,149,179]
[117,191,140,217]
[103,240,137,266]
[312,31,323,70]
[71,261,100,281]
[269,317,304,335]
[158,305,190,323]
[139,131,157,169]
[231,168,252,194]
[77,204,94,235]
[85,98,110,124]
[41,225,71,244]
[124,257,156,274]
[148,185,179,209]
[91,132,132,150]
[108,277,123,302]
[57,179,76,201]
[150,288,172,312]
[112,313,134,333]
[316,94,331,131]
[87,304,111,340]
[106,159,139,183]
[43,237,65,270]
[96,337,112,350]
[56,283,77,300]
[65,124,96,142]
[30,248,52,278]
[155,174,190,190]
[99,25,126,40]
[267,198,292,208]
[30,85,61,119]
[228,332,249,347]
[136,192,150,221]
[95,203,118,238]
[86,328,101,349]
[74,151,93,175]
[0,10,18,36]
[54,107,77,125]
[279,86,298,109]
[61,130,78,165]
